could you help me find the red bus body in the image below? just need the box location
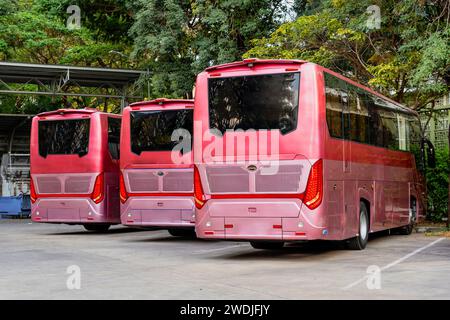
[194,59,425,244]
[120,99,195,230]
[30,109,121,226]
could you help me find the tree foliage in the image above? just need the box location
[426,147,449,221]
[245,0,450,110]
[127,0,287,98]
[0,0,133,113]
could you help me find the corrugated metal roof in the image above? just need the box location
[0,61,146,88]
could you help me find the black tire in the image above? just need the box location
[83,224,111,232]
[399,198,416,235]
[250,241,285,250]
[347,201,369,250]
[168,228,196,238]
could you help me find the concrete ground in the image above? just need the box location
[0,219,449,300]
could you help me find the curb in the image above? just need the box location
[416,226,447,233]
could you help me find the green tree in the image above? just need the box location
[34,0,133,43]
[426,147,449,221]
[127,0,287,98]
[244,0,450,111]
[0,0,134,113]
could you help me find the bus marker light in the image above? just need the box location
[298,222,304,228]
[273,224,282,229]
[295,232,306,236]
[224,224,233,229]
[204,231,214,235]
[205,221,212,227]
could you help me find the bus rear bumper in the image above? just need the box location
[196,199,328,241]
[31,198,118,224]
[120,196,195,228]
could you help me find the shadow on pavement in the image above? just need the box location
[43,226,149,236]
[213,231,396,260]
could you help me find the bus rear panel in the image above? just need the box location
[30,109,121,228]
[120,99,195,232]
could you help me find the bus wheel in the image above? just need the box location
[83,224,111,232]
[346,201,369,250]
[399,198,416,235]
[250,241,284,250]
[168,229,196,238]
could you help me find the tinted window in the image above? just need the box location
[325,73,345,138]
[38,119,90,157]
[108,117,121,160]
[208,72,300,135]
[347,90,370,144]
[130,109,193,154]
[325,72,415,152]
[407,115,424,173]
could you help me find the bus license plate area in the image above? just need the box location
[224,218,283,239]
[140,209,182,224]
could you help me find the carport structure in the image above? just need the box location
[0,61,148,202]
[0,61,148,110]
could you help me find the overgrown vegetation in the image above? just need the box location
[426,147,449,222]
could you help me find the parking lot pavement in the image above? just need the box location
[0,219,449,300]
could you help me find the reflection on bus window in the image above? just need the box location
[208,72,300,135]
[38,119,90,157]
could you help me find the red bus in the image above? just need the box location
[30,108,121,231]
[193,59,434,250]
[120,98,195,236]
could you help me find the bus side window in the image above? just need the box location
[324,73,345,138]
[108,117,121,160]
[347,88,370,144]
[379,109,399,150]
[398,114,408,151]
[408,116,424,174]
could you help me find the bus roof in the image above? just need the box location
[129,98,194,108]
[205,58,306,72]
[36,108,99,117]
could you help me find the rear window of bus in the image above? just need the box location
[208,72,300,135]
[130,109,193,155]
[38,119,90,158]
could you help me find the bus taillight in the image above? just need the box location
[303,159,323,210]
[119,172,128,204]
[194,165,206,209]
[91,173,105,204]
[30,177,37,204]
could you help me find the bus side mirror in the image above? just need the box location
[422,138,436,169]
